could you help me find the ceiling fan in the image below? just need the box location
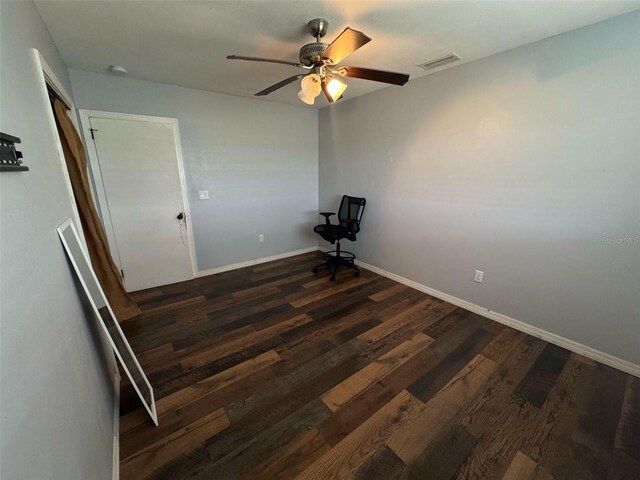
[227,18,410,105]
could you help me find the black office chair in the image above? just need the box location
[312,195,366,281]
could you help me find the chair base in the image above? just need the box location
[312,244,360,281]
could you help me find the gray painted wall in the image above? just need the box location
[68,70,319,272]
[1,2,116,479]
[318,11,640,365]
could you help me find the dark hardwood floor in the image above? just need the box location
[118,252,640,479]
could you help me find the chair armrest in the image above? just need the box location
[319,212,335,225]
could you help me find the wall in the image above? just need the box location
[318,11,640,366]
[68,70,319,272]
[0,2,116,479]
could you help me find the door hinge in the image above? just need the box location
[120,269,125,279]
[89,128,98,140]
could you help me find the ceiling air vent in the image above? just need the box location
[418,54,461,71]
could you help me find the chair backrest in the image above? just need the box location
[338,195,366,234]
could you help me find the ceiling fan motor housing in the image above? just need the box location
[299,42,329,66]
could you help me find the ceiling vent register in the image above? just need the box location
[418,54,461,71]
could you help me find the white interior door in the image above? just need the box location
[86,114,193,292]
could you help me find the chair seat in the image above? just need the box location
[313,224,354,243]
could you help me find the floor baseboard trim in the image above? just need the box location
[196,246,319,278]
[353,258,640,378]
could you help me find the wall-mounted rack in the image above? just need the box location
[1,132,27,172]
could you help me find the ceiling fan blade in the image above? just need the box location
[338,66,410,86]
[255,75,304,96]
[227,55,306,69]
[322,27,371,65]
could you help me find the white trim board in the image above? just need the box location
[349,255,640,378]
[196,246,319,278]
[57,218,158,424]
[112,371,121,480]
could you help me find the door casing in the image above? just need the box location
[78,109,198,286]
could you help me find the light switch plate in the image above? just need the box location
[199,190,209,200]
[474,270,484,283]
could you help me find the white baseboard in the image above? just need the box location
[196,246,319,278]
[112,371,120,480]
[200,246,638,377]
[353,257,639,378]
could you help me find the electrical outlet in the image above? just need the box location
[198,190,209,200]
[258,234,264,243]
[474,270,484,283]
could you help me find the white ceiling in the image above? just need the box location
[36,1,640,108]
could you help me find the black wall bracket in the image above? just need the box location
[1,132,28,172]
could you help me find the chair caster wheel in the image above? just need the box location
[330,275,336,281]
[312,267,318,274]
[355,271,360,277]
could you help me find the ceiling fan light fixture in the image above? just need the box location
[323,75,348,102]
[298,91,316,105]
[227,19,410,103]
[298,74,321,105]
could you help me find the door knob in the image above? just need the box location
[176,212,184,220]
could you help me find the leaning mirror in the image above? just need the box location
[57,218,158,425]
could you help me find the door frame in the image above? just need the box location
[32,49,87,247]
[33,51,121,478]
[78,109,198,283]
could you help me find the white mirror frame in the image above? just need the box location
[57,218,158,425]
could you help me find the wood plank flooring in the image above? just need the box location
[119,252,639,479]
